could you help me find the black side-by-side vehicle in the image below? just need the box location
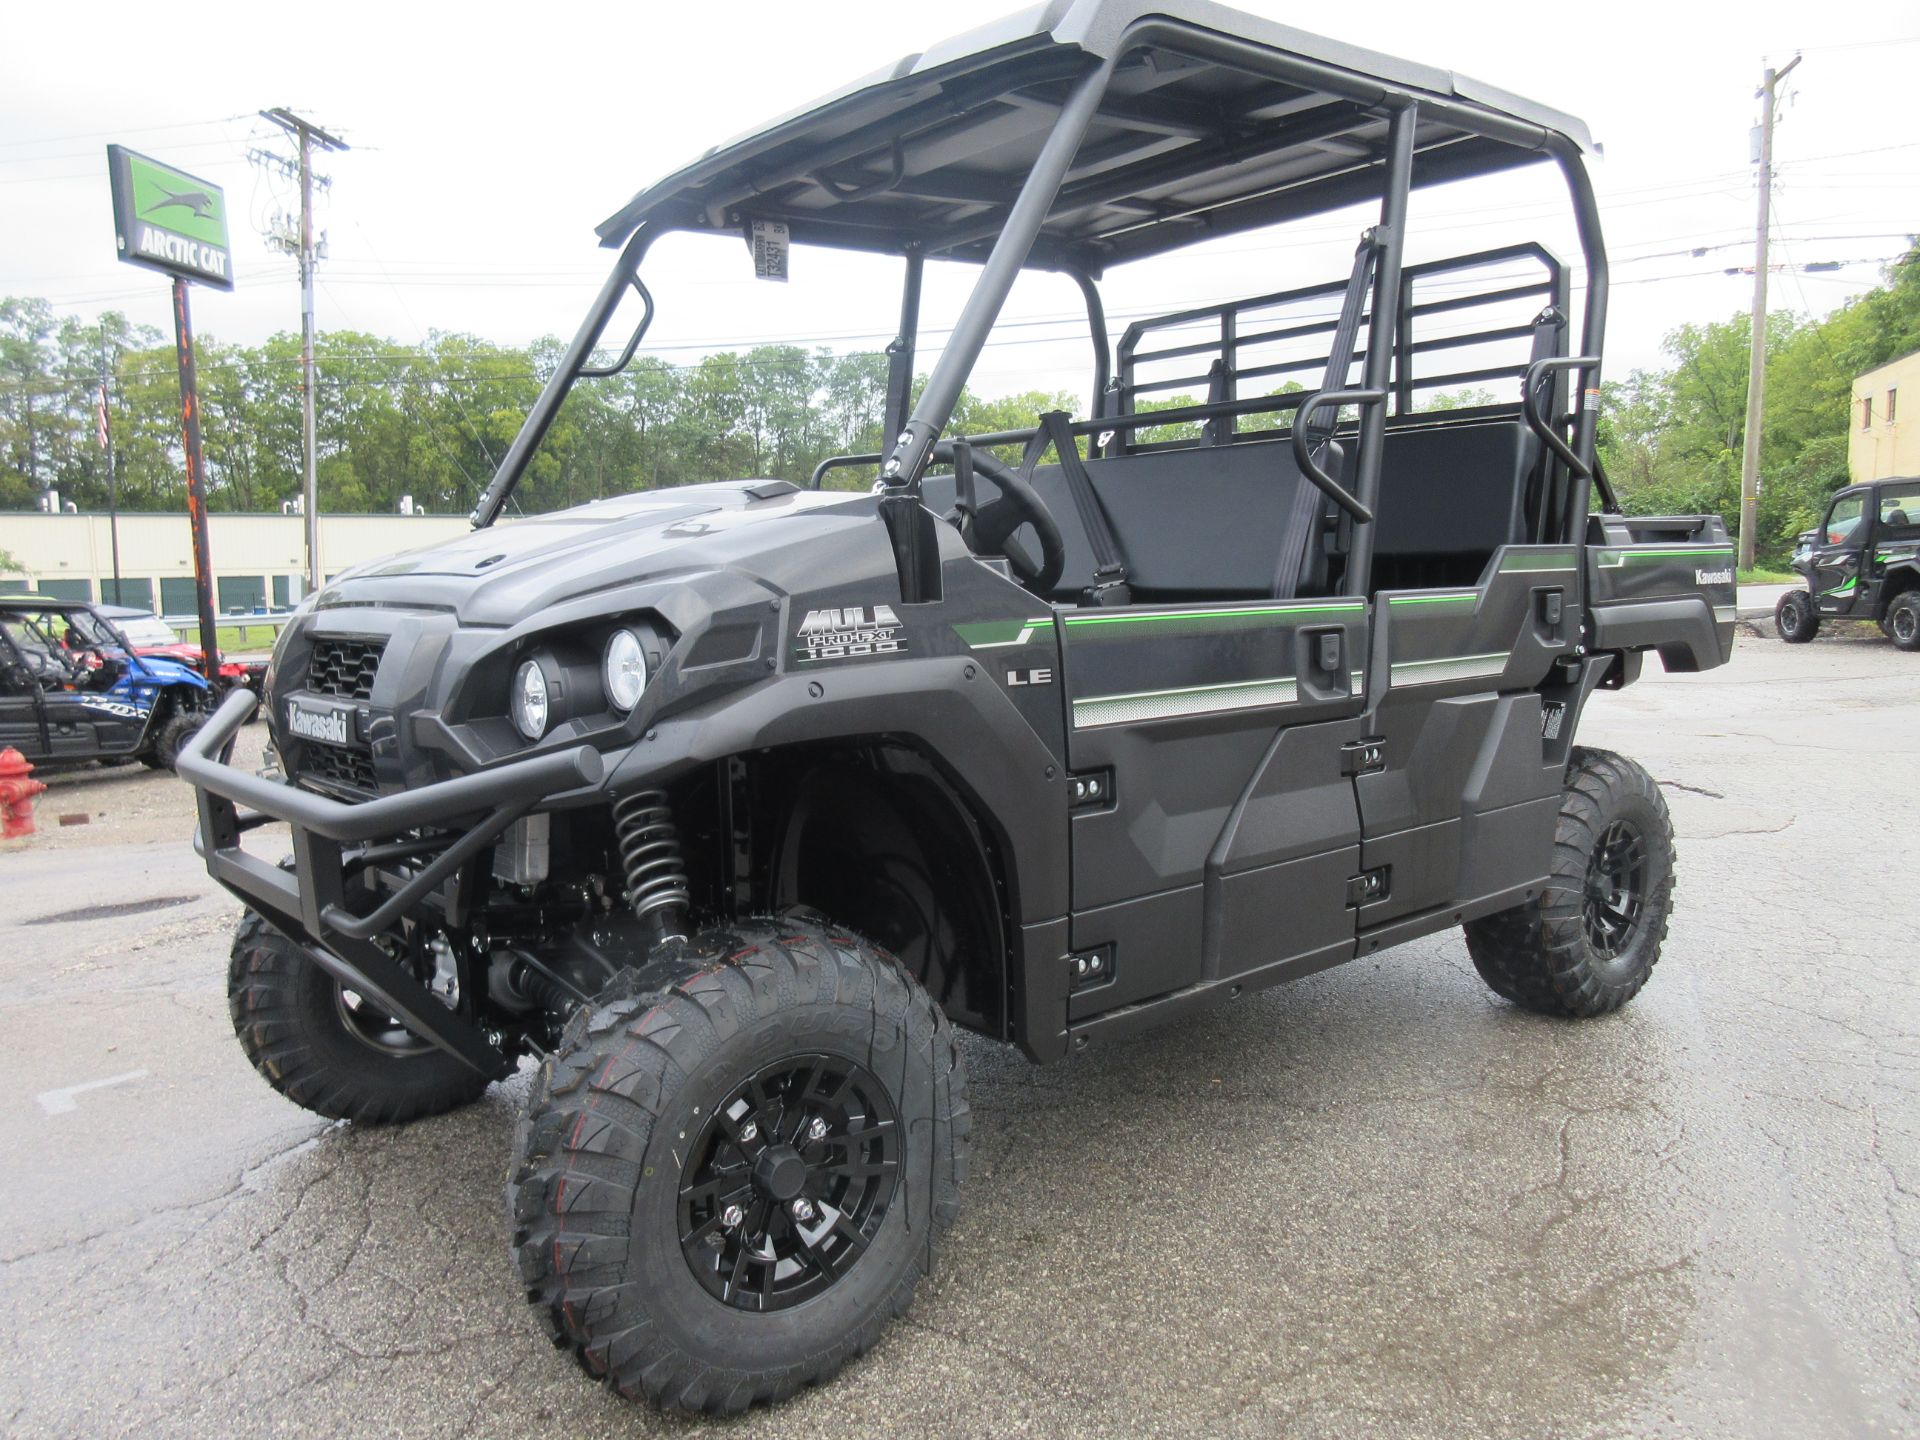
[1776,476,1920,648]
[179,1,1735,1413]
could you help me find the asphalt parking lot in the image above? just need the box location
[2,624,1916,1439]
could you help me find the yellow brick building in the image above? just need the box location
[1851,348,1920,483]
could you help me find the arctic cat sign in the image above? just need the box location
[107,145,234,290]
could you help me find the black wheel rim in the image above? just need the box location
[334,985,435,1057]
[1896,608,1917,643]
[677,1054,901,1313]
[1584,820,1647,959]
[1784,599,1803,631]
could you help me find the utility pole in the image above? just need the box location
[98,331,122,605]
[258,108,348,596]
[1738,54,1801,573]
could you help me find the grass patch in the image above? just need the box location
[164,621,286,651]
[1738,567,1797,585]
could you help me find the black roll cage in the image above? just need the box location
[468,14,1610,592]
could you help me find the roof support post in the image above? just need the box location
[1551,138,1608,544]
[886,55,1120,493]
[1343,100,1417,598]
[882,250,924,445]
[1069,269,1112,444]
[470,225,654,528]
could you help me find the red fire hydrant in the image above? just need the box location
[0,748,47,840]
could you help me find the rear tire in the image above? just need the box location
[227,911,491,1123]
[1888,592,1920,651]
[1463,747,1675,1017]
[508,916,968,1414]
[1775,589,1819,643]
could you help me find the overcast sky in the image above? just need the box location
[4,0,1916,406]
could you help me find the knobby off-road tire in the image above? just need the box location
[1887,592,1920,652]
[1775,589,1820,643]
[1464,747,1675,1018]
[142,709,207,770]
[228,911,491,1123]
[508,917,969,1415]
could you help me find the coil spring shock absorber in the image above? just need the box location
[612,788,690,939]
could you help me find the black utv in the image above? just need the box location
[181,1,1735,1414]
[1776,476,1920,648]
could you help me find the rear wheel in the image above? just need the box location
[1888,592,1920,651]
[1463,747,1675,1017]
[1775,589,1819,643]
[509,916,968,1414]
[227,911,491,1123]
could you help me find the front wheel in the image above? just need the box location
[1775,589,1819,643]
[508,917,968,1414]
[1463,747,1675,1017]
[143,709,207,770]
[1887,592,1920,652]
[227,911,491,1123]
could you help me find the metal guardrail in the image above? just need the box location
[160,609,296,650]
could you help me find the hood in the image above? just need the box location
[316,480,879,624]
[133,654,208,686]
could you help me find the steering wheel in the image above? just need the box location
[931,440,1066,594]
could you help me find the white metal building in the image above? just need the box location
[0,510,469,615]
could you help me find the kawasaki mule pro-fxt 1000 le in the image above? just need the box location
[180,1,1734,1413]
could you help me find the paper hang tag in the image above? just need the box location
[749,219,790,282]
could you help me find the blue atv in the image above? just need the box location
[0,595,213,772]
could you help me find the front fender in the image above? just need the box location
[606,656,1070,926]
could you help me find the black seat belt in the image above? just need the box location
[1023,410,1131,606]
[1273,235,1379,600]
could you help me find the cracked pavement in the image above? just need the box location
[1,632,1916,1437]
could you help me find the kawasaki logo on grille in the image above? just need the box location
[1695,568,1733,585]
[286,700,350,745]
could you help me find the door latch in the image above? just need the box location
[1340,737,1386,776]
[1345,867,1390,907]
[1316,630,1342,673]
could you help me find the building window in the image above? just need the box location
[1862,396,1874,429]
[218,574,267,614]
[101,577,155,611]
[1890,388,1899,424]
[159,577,198,617]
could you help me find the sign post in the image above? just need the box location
[106,145,233,669]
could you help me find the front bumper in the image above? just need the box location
[179,689,603,1078]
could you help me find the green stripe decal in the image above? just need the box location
[954,617,1051,649]
[1072,675,1299,728]
[1388,593,1478,608]
[1063,601,1362,628]
[1596,546,1736,567]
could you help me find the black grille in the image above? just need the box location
[297,742,378,795]
[307,637,385,701]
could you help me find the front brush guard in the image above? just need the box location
[179,689,604,1078]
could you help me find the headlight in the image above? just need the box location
[511,659,550,740]
[603,629,647,712]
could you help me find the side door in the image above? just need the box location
[0,631,48,758]
[1351,546,1576,940]
[1869,483,1920,614]
[1812,489,1869,616]
[1059,597,1369,1020]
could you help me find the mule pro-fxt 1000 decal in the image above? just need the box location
[792,605,907,664]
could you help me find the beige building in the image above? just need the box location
[1851,348,1920,483]
[0,510,469,616]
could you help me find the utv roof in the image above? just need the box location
[598,0,1595,272]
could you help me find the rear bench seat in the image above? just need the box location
[925,416,1538,601]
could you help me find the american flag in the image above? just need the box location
[95,384,110,452]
